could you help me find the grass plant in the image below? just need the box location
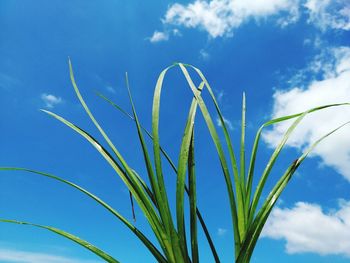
[1,61,349,262]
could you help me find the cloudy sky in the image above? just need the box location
[1,0,350,262]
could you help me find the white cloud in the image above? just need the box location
[149,31,169,43]
[148,28,183,43]
[215,90,236,130]
[199,49,210,60]
[263,46,350,181]
[0,248,100,263]
[0,73,21,90]
[216,116,234,130]
[217,90,225,103]
[161,0,350,37]
[163,0,300,38]
[262,201,350,256]
[305,0,350,31]
[172,28,182,36]
[217,227,228,236]
[41,93,63,109]
[106,86,116,94]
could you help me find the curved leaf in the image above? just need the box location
[0,219,119,263]
[0,167,167,263]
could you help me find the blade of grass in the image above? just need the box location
[96,90,221,262]
[186,65,241,197]
[188,129,199,263]
[125,72,161,207]
[178,63,241,256]
[239,120,350,262]
[196,210,220,262]
[152,65,184,262]
[248,103,350,223]
[68,60,163,226]
[40,109,173,259]
[240,92,247,234]
[132,168,158,205]
[240,92,246,182]
[125,72,177,259]
[129,191,136,222]
[68,58,123,162]
[237,161,297,263]
[246,103,350,215]
[152,65,206,262]
[68,60,172,255]
[175,81,204,262]
[96,91,177,172]
[183,64,246,251]
[0,219,120,263]
[0,167,167,262]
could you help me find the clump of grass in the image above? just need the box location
[1,61,349,262]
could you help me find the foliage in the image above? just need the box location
[1,61,349,262]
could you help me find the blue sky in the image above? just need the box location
[1,0,350,262]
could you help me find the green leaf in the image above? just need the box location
[40,109,170,257]
[239,92,247,237]
[0,219,120,263]
[68,60,163,237]
[175,80,204,262]
[96,91,220,262]
[125,72,176,260]
[178,63,241,256]
[239,120,350,262]
[188,129,199,263]
[248,103,350,223]
[0,167,167,263]
[152,65,184,262]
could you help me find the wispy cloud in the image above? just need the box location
[172,28,182,36]
[160,0,349,38]
[217,227,228,236]
[149,31,169,43]
[216,116,234,131]
[262,200,350,257]
[217,90,225,103]
[41,93,63,109]
[0,72,21,90]
[0,248,101,263]
[305,0,350,31]
[106,85,116,94]
[148,29,182,43]
[263,46,350,181]
[199,49,210,60]
[163,0,300,38]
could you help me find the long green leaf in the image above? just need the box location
[239,120,350,262]
[175,81,204,262]
[248,103,350,222]
[0,167,167,263]
[178,64,241,256]
[152,65,183,262]
[40,109,171,258]
[0,219,119,263]
[246,103,350,214]
[132,169,158,205]
[186,65,241,206]
[125,72,176,260]
[96,91,178,175]
[240,92,247,235]
[125,72,160,208]
[68,60,166,239]
[188,129,199,263]
[97,92,220,262]
[237,162,297,263]
[68,60,164,236]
